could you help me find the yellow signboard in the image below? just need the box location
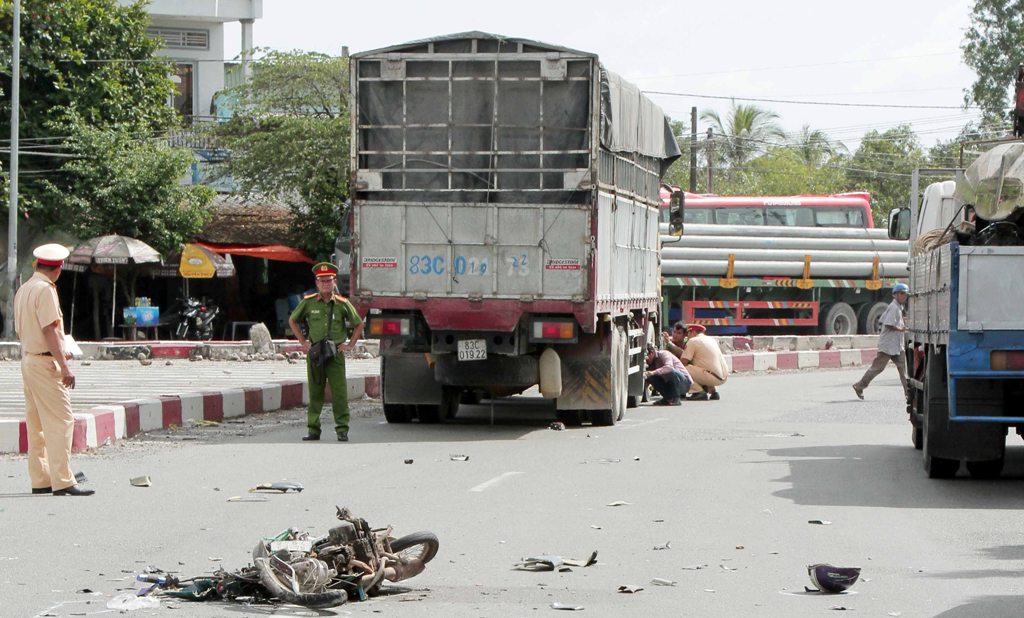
[179,244,216,279]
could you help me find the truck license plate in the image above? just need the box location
[457,339,487,361]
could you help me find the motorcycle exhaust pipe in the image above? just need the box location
[384,558,425,582]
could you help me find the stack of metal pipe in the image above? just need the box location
[659,223,910,278]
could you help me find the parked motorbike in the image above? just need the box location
[175,296,219,340]
[149,506,439,609]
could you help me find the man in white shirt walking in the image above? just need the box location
[853,283,909,400]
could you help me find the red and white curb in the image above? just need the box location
[725,348,877,373]
[1,348,875,454]
[0,375,380,455]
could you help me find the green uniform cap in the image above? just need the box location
[312,262,339,278]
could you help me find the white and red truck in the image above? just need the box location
[348,32,680,425]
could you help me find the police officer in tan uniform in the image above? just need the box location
[14,244,94,496]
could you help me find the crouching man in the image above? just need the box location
[664,323,728,401]
[643,344,693,406]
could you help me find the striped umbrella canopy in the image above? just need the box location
[68,235,162,331]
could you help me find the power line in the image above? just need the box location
[628,51,960,81]
[646,90,978,110]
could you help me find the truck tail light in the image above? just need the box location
[530,320,576,342]
[991,350,1024,371]
[369,317,410,337]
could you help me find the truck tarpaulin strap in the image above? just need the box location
[195,242,313,264]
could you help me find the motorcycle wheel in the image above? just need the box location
[253,544,346,609]
[390,531,440,565]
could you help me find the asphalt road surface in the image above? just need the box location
[2,367,1023,617]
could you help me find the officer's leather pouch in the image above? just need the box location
[309,339,336,367]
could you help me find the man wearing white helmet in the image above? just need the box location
[852,283,909,401]
[14,243,94,496]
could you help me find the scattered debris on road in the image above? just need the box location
[808,519,832,525]
[129,476,152,487]
[551,602,584,611]
[514,551,598,572]
[606,500,631,507]
[617,585,643,593]
[549,421,565,431]
[249,481,303,493]
[450,454,469,461]
[404,459,414,464]
[652,541,671,551]
[651,578,677,586]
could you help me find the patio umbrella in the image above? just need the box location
[68,235,162,331]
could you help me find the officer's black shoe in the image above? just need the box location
[53,485,95,496]
[337,432,349,442]
[689,392,710,401]
[31,486,52,494]
[710,391,721,401]
[301,434,321,441]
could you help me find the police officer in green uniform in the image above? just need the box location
[288,262,364,442]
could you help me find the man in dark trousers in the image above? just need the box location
[853,283,909,400]
[643,344,693,406]
[15,244,93,496]
[288,262,364,442]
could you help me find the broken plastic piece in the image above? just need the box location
[226,495,269,502]
[808,520,832,525]
[450,455,470,461]
[404,459,414,464]
[606,500,632,507]
[551,602,584,611]
[74,471,87,483]
[652,541,671,550]
[807,564,861,593]
[250,481,304,493]
[130,476,152,487]
[514,551,597,571]
[549,421,566,431]
[651,578,677,586]
[617,585,643,593]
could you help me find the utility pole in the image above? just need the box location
[689,106,697,193]
[4,0,20,341]
[706,127,714,194]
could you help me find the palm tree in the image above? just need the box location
[790,125,847,167]
[700,102,786,169]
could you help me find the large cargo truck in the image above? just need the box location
[888,151,1024,478]
[349,32,680,425]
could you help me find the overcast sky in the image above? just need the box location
[225,0,981,151]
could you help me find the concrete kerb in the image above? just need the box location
[0,374,382,454]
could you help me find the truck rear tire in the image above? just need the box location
[384,403,413,424]
[966,458,1004,479]
[592,325,627,426]
[820,302,857,336]
[857,302,888,335]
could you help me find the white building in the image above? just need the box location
[118,0,262,121]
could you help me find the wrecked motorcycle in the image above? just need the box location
[158,506,438,609]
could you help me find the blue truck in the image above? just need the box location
[888,150,1024,478]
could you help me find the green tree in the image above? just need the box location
[848,125,924,224]
[721,149,848,196]
[962,0,1024,126]
[700,102,787,171]
[789,125,848,167]
[215,50,350,262]
[0,0,176,220]
[926,121,989,169]
[45,119,215,257]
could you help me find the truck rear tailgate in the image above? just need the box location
[356,202,589,300]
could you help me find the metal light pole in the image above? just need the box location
[4,0,20,341]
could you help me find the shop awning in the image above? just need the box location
[196,242,313,263]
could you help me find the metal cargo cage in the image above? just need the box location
[350,31,679,205]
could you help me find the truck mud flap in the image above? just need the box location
[557,357,612,410]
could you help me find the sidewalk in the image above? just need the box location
[0,338,878,454]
